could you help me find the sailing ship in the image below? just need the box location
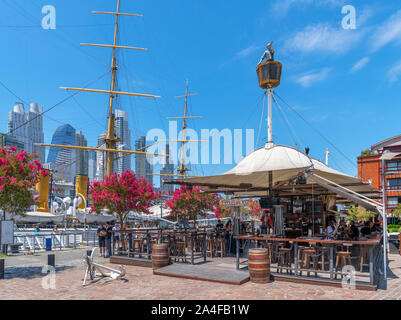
[32,0,161,224]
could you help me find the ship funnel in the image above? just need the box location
[36,173,50,212]
[75,175,88,210]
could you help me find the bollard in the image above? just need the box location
[48,254,55,267]
[0,259,4,279]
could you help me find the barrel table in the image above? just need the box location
[248,248,270,283]
[152,244,169,270]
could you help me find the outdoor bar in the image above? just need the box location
[167,143,385,289]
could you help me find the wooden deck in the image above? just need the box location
[110,256,152,268]
[153,263,250,285]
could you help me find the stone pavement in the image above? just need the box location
[1,247,108,279]
[0,252,400,300]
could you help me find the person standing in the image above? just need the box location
[225,220,233,255]
[105,222,113,258]
[112,223,120,251]
[96,223,107,257]
[260,210,273,234]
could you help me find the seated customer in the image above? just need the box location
[360,222,371,237]
[326,220,337,239]
[347,221,359,240]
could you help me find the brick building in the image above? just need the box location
[358,135,401,212]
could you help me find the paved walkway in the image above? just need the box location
[0,252,400,300]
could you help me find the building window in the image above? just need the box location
[388,196,401,209]
[387,178,401,191]
[386,160,401,173]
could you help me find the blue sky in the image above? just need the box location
[1,0,401,186]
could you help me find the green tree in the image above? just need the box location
[346,205,377,222]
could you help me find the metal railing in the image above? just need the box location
[13,230,98,252]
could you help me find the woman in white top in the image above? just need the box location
[326,220,337,239]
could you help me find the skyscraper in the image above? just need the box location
[114,109,131,174]
[75,131,88,176]
[88,151,97,183]
[47,124,76,182]
[160,144,174,194]
[135,136,153,185]
[7,102,45,162]
[96,132,107,181]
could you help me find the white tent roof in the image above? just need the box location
[180,145,372,192]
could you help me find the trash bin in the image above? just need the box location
[45,238,52,251]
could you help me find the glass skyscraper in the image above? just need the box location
[135,136,153,185]
[47,124,76,182]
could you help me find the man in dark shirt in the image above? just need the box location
[360,222,371,237]
[216,220,224,238]
[105,222,113,258]
[96,224,107,257]
[348,221,359,240]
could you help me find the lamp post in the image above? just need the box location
[378,150,401,284]
[381,157,388,282]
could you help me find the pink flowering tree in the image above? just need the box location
[242,199,263,219]
[165,186,219,225]
[0,146,49,216]
[89,170,159,227]
[213,197,233,219]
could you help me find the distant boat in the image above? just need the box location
[75,209,115,224]
[7,211,64,224]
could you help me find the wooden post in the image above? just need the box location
[190,235,194,265]
[147,233,151,260]
[236,239,240,270]
[329,245,334,280]
[369,247,374,285]
[294,242,298,276]
[0,259,4,279]
[203,233,207,262]
[128,233,132,258]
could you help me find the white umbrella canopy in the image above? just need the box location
[180,145,373,193]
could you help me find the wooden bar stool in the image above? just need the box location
[335,251,352,278]
[215,238,226,257]
[359,246,370,272]
[277,246,292,274]
[297,245,308,269]
[175,241,187,262]
[316,246,330,271]
[300,248,318,277]
[206,236,215,257]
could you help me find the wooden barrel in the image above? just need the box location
[152,243,169,270]
[248,248,270,283]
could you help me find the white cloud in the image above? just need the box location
[284,23,365,54]
[387,60,401,83]
[350,57,370,72]
[371,10,401,52]
[236,45,261,58]
[272,0,345,17]
[295,68,331,87]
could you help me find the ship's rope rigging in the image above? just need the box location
[7,71,111,135]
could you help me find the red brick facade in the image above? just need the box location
[357,138,401,213]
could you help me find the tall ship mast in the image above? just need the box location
[37,0,160,179]
[152,80,203,186]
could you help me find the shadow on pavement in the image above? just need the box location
[4,265,75,280]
